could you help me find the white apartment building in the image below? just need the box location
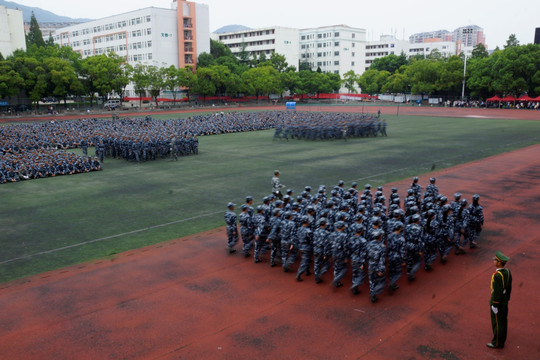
[0,6,26,57]
[364,35,409,70]
[408,40,457,58]
[299,25,366,76]
[212,26,300,69]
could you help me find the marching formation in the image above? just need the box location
[273,112,386,140]
[1,110,380,184]
[225,174,484,302]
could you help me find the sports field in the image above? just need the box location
[1,105,540,359]
[0,105,539,282]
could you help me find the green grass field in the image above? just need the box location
[1,111,539,282]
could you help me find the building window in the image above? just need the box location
[351,61,355,66]
[334,61,339,65]
[335,41,340,46]
[334,32,340,37]
[352,33,355,38]
[334,51,339,56]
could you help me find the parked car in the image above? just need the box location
[41,97,57,103]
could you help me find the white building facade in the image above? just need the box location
[52,1,209,97]
[0,6,26,58]
[213,26,300,69]
[299,25,366,77]
[364,35,409,71]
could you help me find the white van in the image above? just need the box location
[104,99,121,110]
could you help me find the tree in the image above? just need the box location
[131,63,149,107]
[269,53,288,72]
[504,34,519,49]
[242,66,281,100]
[26,12,46,48]
[357,69,390,94]
[0,59,25,100]
[436,55,464,96]
[404,58,440,95]
[45,57,83,104]
[81,53,124,103]
[342,70,358,93]
[370,52,408,74]
[471,43,489,59]
[193,67,216,101]
[237,41,250,66]
[178,66,196,102]
[146,65,166,106]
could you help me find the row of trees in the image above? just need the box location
[2,20,539,108]
[353,36,540,99]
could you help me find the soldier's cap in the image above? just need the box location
[274,170,279,175]
[227,202,236,208]
[241,204,248,211]
[493,251,509,263]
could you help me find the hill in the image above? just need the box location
[213,24,252,34]
[0,0,91,23]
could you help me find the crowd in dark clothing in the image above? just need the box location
[1,111,385,184]
[225,177,484,303]
[273,112,386,140]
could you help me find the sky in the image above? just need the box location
[16,0,540,49]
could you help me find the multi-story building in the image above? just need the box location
[0,6,26,57]
[364,35,409,71]
[52,0,208,69]
[408,39,457,58]
[453,25,486,56]
[212,26,300,69]
[409,30,452,44]
[299,25,366,76]
[52,0,209,97]
[409,25,486,57]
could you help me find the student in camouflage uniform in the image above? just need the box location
[280,211,297,272]
[225,202,239,253]
[467,194,484,248]
[272,170,285,199]
[238,204,254,257]
[454,198,470,254]
[348,226,368,295]
[437,204,455,264]
[422,209,439,271]
[366,229,387,302]
[405,214,424,281]
[387,223,406,292]
[330,221,349,288]
[313,218,331,284]
[267,208,283,267]
[253,205,270,263]
[296,216,313,281]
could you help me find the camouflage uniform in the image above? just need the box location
[387,225,406,290]
[296,218,313,281]
[366,230,387,302]
[225,203,239,253]
[405,215,424,280]
[330,221,349,287]
[313,219,331,283]
[348,228,368,294]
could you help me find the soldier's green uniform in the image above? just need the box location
[487,251,512,349]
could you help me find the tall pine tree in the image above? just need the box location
[26,12,46,48]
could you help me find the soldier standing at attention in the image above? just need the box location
[225,202,239,253]
[272,170,285,200]
[487,251,512,349]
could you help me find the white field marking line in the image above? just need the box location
[0,211,223,265]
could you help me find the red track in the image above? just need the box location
[0,107,539,359]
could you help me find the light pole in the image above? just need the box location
[461,53,468,102]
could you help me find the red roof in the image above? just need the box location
[518,95,534,101]
[486,95,501,101]
[500,95,516,102]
